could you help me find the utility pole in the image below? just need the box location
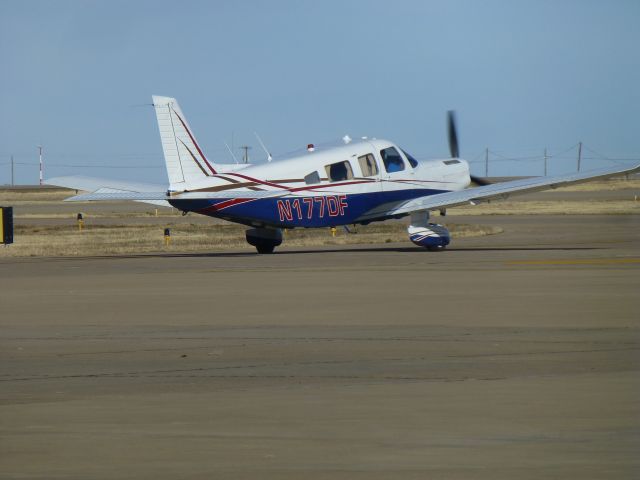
[484,147,489,177]
[577,141,582,172]
[543,148,548,176]
[239,145,252,164]
[11,155,14,186]
[38,145,43,186]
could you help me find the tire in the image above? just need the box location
[427,245,446,252]
[256,244,275,254]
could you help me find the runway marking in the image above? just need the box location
[507,258,640,266]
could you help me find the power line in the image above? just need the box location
[582,144,618,161]
[46,164,163,169]
[9,161,161,168]
[547,143,580,158]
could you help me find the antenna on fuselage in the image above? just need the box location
[224,142,240,164]
[254,132,273,162]
[239,145,252,164]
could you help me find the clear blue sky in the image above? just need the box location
[1,0,639,184]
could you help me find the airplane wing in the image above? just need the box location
[49,163,639,216]
[376,163,640,218]
[46,175,171,207]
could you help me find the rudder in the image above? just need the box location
[152,95,216,190]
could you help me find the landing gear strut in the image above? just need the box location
[407,211,450,251]
[246,227,283,254]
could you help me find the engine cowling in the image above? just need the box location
[407,223,450,250]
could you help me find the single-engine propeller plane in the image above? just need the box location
[48,96,639,253]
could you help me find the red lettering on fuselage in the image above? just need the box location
[327,196,339,216]
[338,195,348,215]
[277,200,293,221]
[303,197,314,219]
[313,197,326,218]
[292,198,302,219]
[276,196,349,223]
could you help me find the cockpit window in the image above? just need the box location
[324,160,354,182]
[358,153,379,177]
[380,147,405,173]
[402,149,419,168]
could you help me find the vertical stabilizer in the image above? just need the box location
[152,95,216,190]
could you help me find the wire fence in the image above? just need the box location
[462,143,639,177]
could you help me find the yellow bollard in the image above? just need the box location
[76,213,84,232]
[331,227,336,237]
[164,228,171,246]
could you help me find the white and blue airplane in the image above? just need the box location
[48,96,639,253]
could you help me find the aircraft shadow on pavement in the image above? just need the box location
[89,245,602,260]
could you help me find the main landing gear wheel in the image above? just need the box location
[255,244,275,254]
[245,227,283,254]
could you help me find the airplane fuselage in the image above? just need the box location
[168,138,471,229]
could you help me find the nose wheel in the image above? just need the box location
[407,211,450,250]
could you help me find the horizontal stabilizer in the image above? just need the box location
[47,175,171,207]
[66,189,287,202]
[66,190,169,202]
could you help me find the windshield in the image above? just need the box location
[380,147,405,173]
[401,149,419,168]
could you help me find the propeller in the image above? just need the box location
[447,110,490,186]
[447,110,459,159]
[470,175,491,186]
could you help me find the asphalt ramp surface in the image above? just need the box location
[1,214,639,479]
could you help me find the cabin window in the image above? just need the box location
[324,160,354,182]
[380,147,405,173]
[402,149,419,168]
[358,153,378,177]
[304,171,321,185]
[443,159,460,165]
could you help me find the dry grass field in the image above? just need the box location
[557,177,640,191]
[453,177,640,215]
[452,198,638,215]
[3,222,500,257]
[1,177,637,257]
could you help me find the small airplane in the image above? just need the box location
[48,96,639,253]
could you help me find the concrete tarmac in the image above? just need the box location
[1,214,639,479]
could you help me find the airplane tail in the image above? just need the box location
[152,95,217,191]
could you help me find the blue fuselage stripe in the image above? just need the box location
[169,188,448,228]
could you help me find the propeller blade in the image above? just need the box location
[469,174,491,186]
[447,110,459,158]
